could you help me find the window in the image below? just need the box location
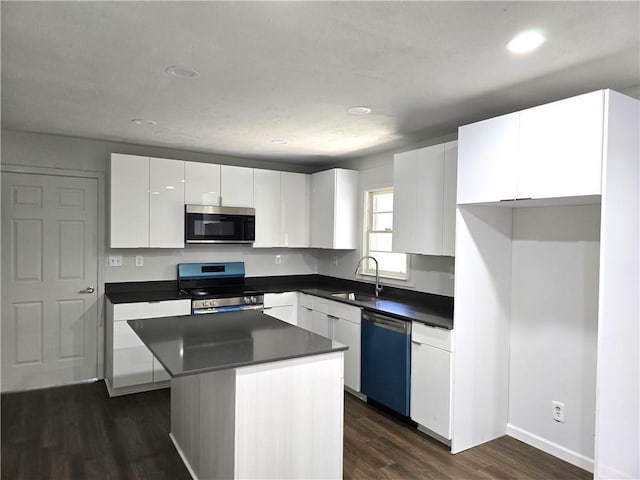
[360,188,408,279]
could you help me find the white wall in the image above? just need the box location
[104,246,316,282]
[508,205,600,467]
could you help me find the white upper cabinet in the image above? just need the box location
[518,90,604,199]
[310,168,359,249]
[442,142,458,256]
[184,161,221,205]
[110,154,150,248]
[393,141,458,256]
[457,112,519,204]
[253,170,310,248]
[281,172,310,248]
[391,149,417,254]
[253,169,281,248]
[458,90,608,204]
[149,158,185,248]
[221,165,254,207]
[110,154,184,248]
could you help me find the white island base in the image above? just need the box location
[170,351,344,480]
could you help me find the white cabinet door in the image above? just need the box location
[416,144,445,255]
[333,317,360,392]
[153,356,171,382]
[441,141,458,257]
[411,340,452,439]
[253,169,281,247]
[310,169,358,249]
[263,305,297,326]
[297,308,333,338]
[310,169,335,248]
[149,157,185,248]
[281,172,310,248]
[518,90,604,199]
[392,149,418,254]
[112,321,154,388]
[221,165,254,207]
[457,111,519,204]
[333,169,359,249]
[298,306,314,332]
[184,161,221,205]
[110,154,149,247]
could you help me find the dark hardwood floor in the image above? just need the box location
[1,381,591,479]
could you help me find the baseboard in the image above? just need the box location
[506,423,594,473]
[104,377,170,397]
[169,433,199,480]
[416,424,452,447]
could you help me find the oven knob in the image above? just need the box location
[250,296,257,304]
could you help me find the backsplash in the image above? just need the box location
[103,245,318,282]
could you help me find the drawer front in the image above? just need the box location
[412,321,453,351]
[264,291,297,308]
[112,299,191,321]
[311,296,330,314]
[328,300,361,324]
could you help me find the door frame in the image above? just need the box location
[1,164,107,380]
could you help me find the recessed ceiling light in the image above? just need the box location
[165,65,200,79]
[132,118,157,126]
[506,30,545,54]
[271,138,288,145]
[347,106,373,115]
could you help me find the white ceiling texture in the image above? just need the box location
[2,1,639,165]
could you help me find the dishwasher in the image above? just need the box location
[361,310,411,416]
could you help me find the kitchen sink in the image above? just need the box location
[330,292,376,303]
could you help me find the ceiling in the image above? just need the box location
[2,1,639,165]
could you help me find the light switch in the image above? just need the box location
[135,255,144,267]
[108,255,123,267]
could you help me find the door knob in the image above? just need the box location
[80,286,95,294]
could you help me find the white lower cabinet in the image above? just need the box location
[410,321,454,441]
[263,292,298,325]
[106,298,191,396]
[112,320,154,388]
[297,292,361,392]
[332,315,361,392]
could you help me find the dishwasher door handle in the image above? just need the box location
[362,312,410,334]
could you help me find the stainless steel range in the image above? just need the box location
[177,262,264,314]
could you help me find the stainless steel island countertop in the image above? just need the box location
[127,310,348,377]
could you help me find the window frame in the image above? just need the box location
[359,187,409,280]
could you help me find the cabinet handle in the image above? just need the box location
[263,306,273,310]
[327,315,339,320]
[411,340,422,346]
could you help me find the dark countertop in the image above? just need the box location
[107,274,454,330]
[298,288,453,330]
[127,310,348,377]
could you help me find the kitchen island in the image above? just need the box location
[128,310,347,480]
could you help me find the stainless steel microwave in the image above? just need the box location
[185,205,255,244]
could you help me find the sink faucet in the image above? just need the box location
[354,256,383,297]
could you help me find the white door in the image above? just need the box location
[2,172,99,391]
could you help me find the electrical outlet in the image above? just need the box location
[333,255,338,266]
[275,255,282,265]
[552,401,565,423]
[135,255,144,267]
[108,255,123,267]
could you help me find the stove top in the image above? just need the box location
[177,262,264,314]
